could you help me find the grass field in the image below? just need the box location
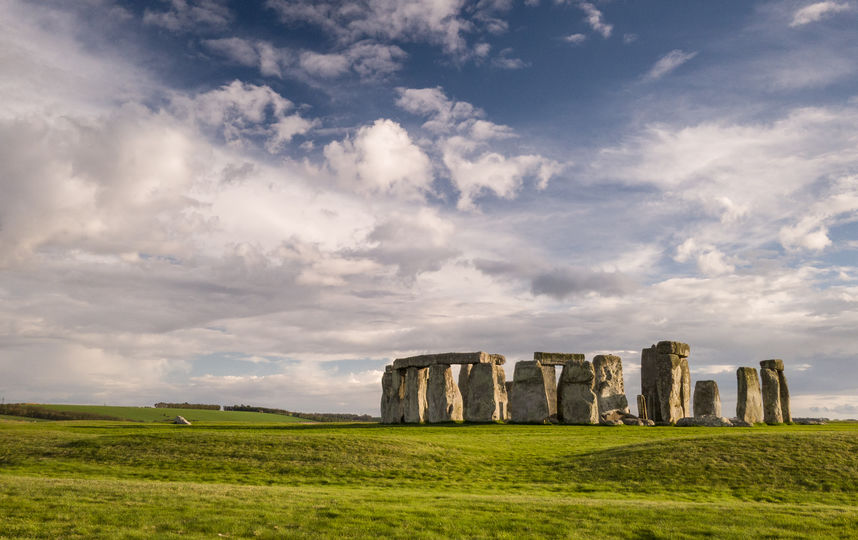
[35,404,307,423]
[1,421,856,538]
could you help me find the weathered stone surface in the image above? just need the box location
[403,367,429,423]
[393,351,506,370]
[655,353,684,423]
[760,359,784,372]
[509,361,550,424]
[656,341,690,357]
[640,346,658,421]
[557,360,598,424]
[793,418,827,425]
[533,352,585,366]
[173,416,191,425]
[542,365,558,419]
[730,418,753,427]
[459,364,472,412]
[426,364,463,423]
[680,357,691,418]
[693,380,721,417]
[505,380,513,397]
[380,366,405,424]
[736,367,764,424]
[779,371,792,423]
[761,367,783,424]
[593,354,629,416]
[637,394,648,420]
[676,415,733,427]
[464,363,508,422]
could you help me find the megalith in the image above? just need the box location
[426,364,463,423]
[509,361,551,424]
[760,366,783,424]
[403,366,429,423]
[760,359,791,423]
[736,367,764,424]
[640,341,691,423]
[593,354,629,416]
[557,359,598,424]
[636,394,648,420]
[380,365,405,423]
[459,364,472,413]
[693,380,721,417]
[464,363,509,422]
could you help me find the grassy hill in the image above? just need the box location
[11,404,307,423]
[0,421,856,537]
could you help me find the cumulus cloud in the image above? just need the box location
[171,80,316,151]
[789,1,851,27]
[644,49,698,81]
[143,0,232,32]
[577,1,612,38]
[395,86,562,208]
[324,119,434,199]
[563,33,587,45]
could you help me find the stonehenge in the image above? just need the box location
[381,344,796,428]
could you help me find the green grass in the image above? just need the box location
[1,421,856,538]
[36,404,307,423]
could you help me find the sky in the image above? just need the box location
[1,0,857,418]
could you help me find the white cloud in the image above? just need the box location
[675,239,736,276]
[143,0,232,32]
[578,2,612,38]
[324,119,434,199]
[789,1,851,27]
[171,80,316,151]
[563,33,587,45]
[492,48,528,69]
[645,49,698,81]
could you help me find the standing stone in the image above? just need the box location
[509,361,551,424]
[458,364,472,413]
[641,341,690,423]
[736,367,764,424]
[760,368,783,424]
[637,395,648,420]
[464,363,508,422]
[760,359,791,423]
[403,366,429,423]
[426,364,463,423]
[557,360,598,424]
[693,380,721,417]
[593,354,629,416]
[380,366,405,424]
[779,371,792,423]
[542,364,558,420]
[680,358,691,417]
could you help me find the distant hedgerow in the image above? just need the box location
[153,402,221,410]
[224,404,379,422]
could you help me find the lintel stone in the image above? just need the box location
[393,351,505,369]
[760,359,784,371]
[533,352,584,366]
[656,341,690,357]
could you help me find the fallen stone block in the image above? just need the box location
[173,416,191,425]
[426,364,463,423]
[693,380,721,417]
[675,415,733,427]
[593,354,629,416]
[736,367,764,424]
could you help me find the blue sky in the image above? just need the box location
[1,0,857,417]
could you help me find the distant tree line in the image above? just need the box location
[0,403,122,421]
[224,404,380,422]
[153,402,221,410]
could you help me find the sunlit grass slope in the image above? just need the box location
[1,421,856,538]
[37,404,307,423]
